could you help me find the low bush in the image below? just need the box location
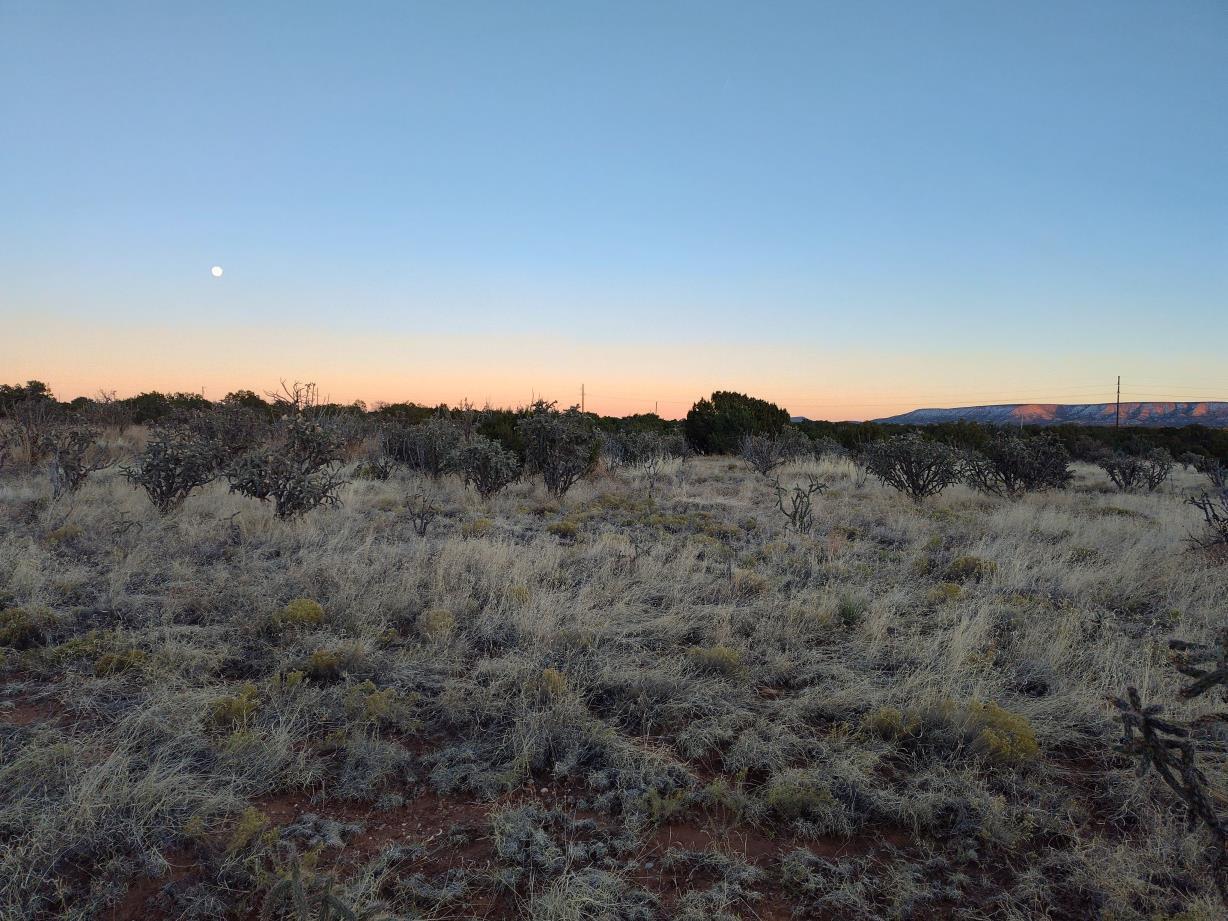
[864,433,964,501]
[518,402,600,497]
[451,435,520,497]
[226,416,347,518]
[1099,449,1174,493]
[123,430,218,513]
[964,433,1072,498]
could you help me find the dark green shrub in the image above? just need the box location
[684,391,790,455]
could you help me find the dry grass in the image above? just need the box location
[1,443,1225,920]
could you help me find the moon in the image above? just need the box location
[210,265,224,278]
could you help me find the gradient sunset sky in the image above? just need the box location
[2,1,1225,419]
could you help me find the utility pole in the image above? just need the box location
[1115,376,1121,428]
[581,383,585,414]
[655,400,659,416]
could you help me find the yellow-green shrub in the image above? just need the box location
[763,770,834,820]
[417,608,455,639]
[94,649,146,677]
[277,598,325,629]
[461,517,494,539]
[209,684,260,730]
[687,644,743,677]
[0,608,46,649]
[945,555,997,583]
[927,582,962,604]
[226,806,270,852]
[547,519,579,539]
[965,701,1039,764]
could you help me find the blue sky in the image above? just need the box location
[2,1,1225,417]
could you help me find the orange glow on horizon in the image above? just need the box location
[4,315,1178,423]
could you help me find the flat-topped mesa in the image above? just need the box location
[874,401,1228,428]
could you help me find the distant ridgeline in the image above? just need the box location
[873,402,1228,428]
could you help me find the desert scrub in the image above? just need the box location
[945,555,997,583]
[93,648,146,676]
[226,806,271,852]
[417,607,456,639]
[547,518,579,539]
[534,667,569,702]
[209,683,260,730]
[276,597,326,629]
[459,517,494,539]
[687,644,743,677]
[964,701,1039,765]
[927,581,963,604]
[862,706,920,741]
[0,607,48,649]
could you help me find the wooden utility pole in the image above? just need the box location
[1116,376,1121,428]
[581,383,585,413]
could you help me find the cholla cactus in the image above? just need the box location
[517,402,599,497]
[381,417,461,479]
[739,426,812,478]
[1099,449,1173,493]
[1191,455,1228,490]
[771,474,827,534]
[964,434,1072,499]
[1189,491,1228,550]
[450,436,520,498]
[41,426,113,497]
[1112,631,1228,902]
[123,431,219,513]
[864,432,963,501]
[226,416,346,518]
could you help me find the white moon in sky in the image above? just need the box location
[210,265,224,278]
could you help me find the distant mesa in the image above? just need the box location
[873,402,1228,428]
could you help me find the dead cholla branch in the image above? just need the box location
[226,415,348,519]
[771,474,827,534]
[1193,456,1228,491]
[963,433,1073,499]
[406,492,439,536]
[864,432,964,501]
[1169,631,1228,702]
[517,401,599,497]
[268,380,323,414]
[1099,448,1174,493]
[1113,631,1228,901]
[1189,491,1228,551]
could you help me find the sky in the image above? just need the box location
[2,1,1225,419]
